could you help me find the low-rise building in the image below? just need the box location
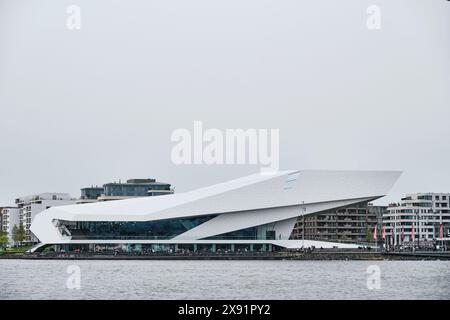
[77,178,174,204]
[383,193,450,248]
[15,193,75,245]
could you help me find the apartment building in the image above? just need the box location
[384,193,450,247]
[290,202,385,243]
[1,207,20,246]
[15,193,75,244]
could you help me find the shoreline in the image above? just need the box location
[1,251,449,261]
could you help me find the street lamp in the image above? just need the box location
[416,211,420,251]
[300,203,307,247]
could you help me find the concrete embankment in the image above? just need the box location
[3,251,449,260]
[0,252,380,260]
[383,252,450,260]
[2,250,449,260]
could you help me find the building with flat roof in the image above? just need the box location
[15,193,75,245]
[290,203,386,244]
[384,193,450,248]
[77,179,173,204]
[79,187,104,204]
[29,170,401,253]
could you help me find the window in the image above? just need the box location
[204,222,276,240]
[284,172,299,190]
[57,215,217,240]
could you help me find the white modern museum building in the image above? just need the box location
[29,170,401,253]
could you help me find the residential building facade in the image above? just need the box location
[383,193,450,247]
[16,193,75,245]
[290,202,386,243]
[1,207,20,246]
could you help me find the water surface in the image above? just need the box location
[1,260,449,299]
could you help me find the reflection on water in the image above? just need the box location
[1,260,449,300]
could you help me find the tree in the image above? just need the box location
[365,229,373,242]
[12,224,25,246]
[0,231,8,249]
[340,233,349,241]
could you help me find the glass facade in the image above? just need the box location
[56,215,216,240]
[103,182,171,197]
[203,223,276,240]
[80,187,104,200]
[79,179,173,201]
[37,242,281,254]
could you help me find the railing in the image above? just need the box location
[69,235,277,240]
[296,237,377,247]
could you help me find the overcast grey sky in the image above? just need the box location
[0,0,449,206]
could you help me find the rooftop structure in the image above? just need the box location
[78,179,173,204]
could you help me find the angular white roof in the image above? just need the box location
[33,170,401,221]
